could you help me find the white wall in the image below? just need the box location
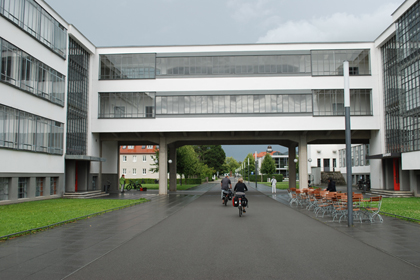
[0,149,64,173]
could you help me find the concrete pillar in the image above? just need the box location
[288,144,297,189]
[169,144,177,192]
[298,134,309,189]
[159,137,168,195]
[98,140,103,193]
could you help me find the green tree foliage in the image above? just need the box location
[194,145,226,173]
[261,153,276,176]
[226,157,240,174]
[241,153,256,179]
[177,146,200,182]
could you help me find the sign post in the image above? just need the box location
[344,61,353,227]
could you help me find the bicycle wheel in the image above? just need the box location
[126,184,131,191]
[239,206,242,217]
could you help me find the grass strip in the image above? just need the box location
[380,197,420,223]
[0,198,148,239]
[259,181,300,189]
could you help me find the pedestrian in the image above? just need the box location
[220,174,232,202]
[271,176,277,193]
[120,174,126,193]
[325,177,336,192]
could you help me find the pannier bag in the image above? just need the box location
[232,196,248,207]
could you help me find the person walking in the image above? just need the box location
[271,176,277,194]
[325,177,336,192]
[220,175,232,202]
[120,174,126,193]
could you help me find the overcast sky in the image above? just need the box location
[44,0,403,161]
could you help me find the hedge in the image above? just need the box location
[245,174,283,182]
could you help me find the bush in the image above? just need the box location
[248,174,283,182]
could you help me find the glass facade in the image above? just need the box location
[312,89,372,116]
[156,54,311,77]
[35,177,44,196]
[156,93,312,115]
[382,37,401,153]
[99,92,156,118]
[382,1,420,153]
[0,38,65,106]
[100,53,156,79]
[0,177,9,200]
[0,0,67,58]
[66,38,89,155]
[339,144,370,168]
[50,177,57,195]
[0,104,64,154]
[311,50,370,76]
[18,177,27,198]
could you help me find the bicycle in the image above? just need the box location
[222,189,233,206]
[125,180,142,191]
[233,194,248,217]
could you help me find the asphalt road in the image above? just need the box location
[65,183,420,280]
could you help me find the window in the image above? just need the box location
[0,178,9,200]
[92,176,97,191]
[133,168,136,175]
[155,92,312,115]
[143,155,147,162]
[100,53,156,79]
[99,92,156,118]
[50,177,57,195]
[133,155,137,162]
[311,49,370,76]
[128,145,134,149]
[122,169,127,175]
[36,177,44,196]
[313,89,372,116]
[142,168,146,175]
[122,155,127,162]
[317,158,321,167]
[0,0,67,58]
[147,145,153,149]
[18,177,28,198]
[122,146,126,149]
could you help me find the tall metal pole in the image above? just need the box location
[248,157,250,185]
[255,151,257,189]
[344,61,353,227]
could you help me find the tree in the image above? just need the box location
[261,153,276,176]
[225,157,240,174]
[177,145,200,184]
[194,145,226,173]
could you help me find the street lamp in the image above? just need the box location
[168,159,172,164]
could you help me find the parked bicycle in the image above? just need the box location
[125,179,142,191]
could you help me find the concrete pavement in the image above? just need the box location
[1,181,420,279]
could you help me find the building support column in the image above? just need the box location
[169,144,177,192]
[288,144,297,189]
[98,140,103,192]
[159,137,168,195]
[298,134,309,189]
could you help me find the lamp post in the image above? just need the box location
[344,61,353,227]
[255,151,257,189]
[248,157,250,185]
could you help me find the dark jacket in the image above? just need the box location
[326,180,336,192]
[234,182,248,193]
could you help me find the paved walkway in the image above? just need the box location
[0,181,419,279]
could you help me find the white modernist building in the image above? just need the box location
[1,0,420,204]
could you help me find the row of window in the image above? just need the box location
[0,177,58,201]
[122,168,148,176]
[122,155,152,162]
[338,144,370,168]
[0,0,67,58]
[98,90,372,117]
[122,145,154,149]
[99,49,371,80]
[0,38,66,106]
[0,104,64,155]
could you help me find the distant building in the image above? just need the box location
[119,145,158,180]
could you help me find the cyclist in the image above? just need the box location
[221,175,232,203]
[234,178,248,212]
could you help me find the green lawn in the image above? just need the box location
[259,181,300,189]
[0,198,148,238]
[381,197,420,221]
[140,184,199,190]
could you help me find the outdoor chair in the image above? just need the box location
[362,196,383,223]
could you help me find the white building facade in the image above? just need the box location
[1,0,420,203]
